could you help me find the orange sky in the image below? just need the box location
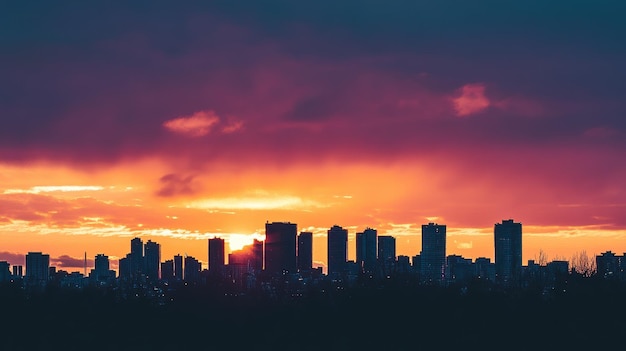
[1,159,624,273]
[1,2,625,274]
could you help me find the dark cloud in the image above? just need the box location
[156,174,198,197]
[51,255,93,269]
[0,0,624,172]
[0,252,24,266]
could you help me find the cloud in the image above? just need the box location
[187,195,319,210]
[452,83,490,116]
[51,255,94,268]
[3,185,104,195]
[156,174,197,197]
[454,240,473,249]
[0,252,25,265]
[163,110,220,137]
[221,119,244,134]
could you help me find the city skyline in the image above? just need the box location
[1,2,625,275]
[0,218,615,277]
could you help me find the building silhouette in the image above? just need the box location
[356,227,377,274]
[144,240,161,282]
[474,257,495,282]
[596,251,620,279]
[264,222,297,274]
[252,239,263,272]
[12,265,23,278]
[297,231,313,272]
[0,261,10,282]
[378,235,396,275]
[118,254,131,281]
[25,252,50,287]
[184,256,201,283]
[494,219,522,287]
[174,254,183,281]
[91,254,114,284]
[161,259,174,281]
[130,237,143,279]
[209,238,225,273]
[327,225,348,276]
[420,223,446,285]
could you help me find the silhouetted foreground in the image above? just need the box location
[2,276,626,351]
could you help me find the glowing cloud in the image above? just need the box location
[3,186,104,194]
[221,119,244,134]
[453,83,490,116]
[187,195,319,210]
[163,110,220,137]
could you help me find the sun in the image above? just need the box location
[227,233,265,251]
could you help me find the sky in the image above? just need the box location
[1,1,625,273]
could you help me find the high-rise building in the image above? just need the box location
[0,261,10,283]
[420,223,446,285]
[474,257,495,282]
[327,225,348,276]
[297,231,313,272]
[93,254,110,282]
[184,256,201,283]
[130,237,143,278]
[161,260,174,281]
[209,238,225,273]
[264,222,297,274]
[252,239,263,272]
[118,254,131,280]
[25,252,50,287]
[174,254,183,281]
[494,219,522,287]
[378,235,396,275]
[144,240,161,282]
[356,227,377,273]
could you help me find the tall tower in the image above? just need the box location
[252,239,264,271]
[264,222,297,274]
[94,254,110,281]
[25,252,50,287]
[356,227,377,273]
[130,237,143,279]
[144,240,161,282]
[297,231,313,272]
[174,254,183,281]
[420,223,446,285]
[208,237,225,273]
[327,225,348,276]
[494,219,522,287]
[378,235,396,275]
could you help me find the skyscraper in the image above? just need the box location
[184,256,201,283]
[327,225,348,276]
[494,219,522,287]
[420,223,446,285]
[161,259,174,281]
[174,254,183,281]
[209,237,225,273]
[297,231,313,272]
[0,261,10,283]
[94,254,110,282]
[252,239,263,272]
[130,237,143,279]
[356,227,377,273]
[378,235,396,275]
[264,222,297,274]
[144,240,161,282]
[25,252,50,287]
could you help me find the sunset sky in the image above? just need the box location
[1,1,625,273]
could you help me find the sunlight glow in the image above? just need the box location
[187,195,318,210]
[3,185,105,194]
